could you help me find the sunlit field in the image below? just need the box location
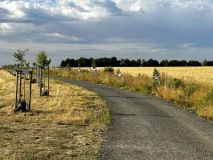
[0,70,109,160]
[97,67,213,84]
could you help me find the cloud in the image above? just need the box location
[0,23,13,33]
[0,0,213,66]
[43,32,82,43]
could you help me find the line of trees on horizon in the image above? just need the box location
[60,57,213,67]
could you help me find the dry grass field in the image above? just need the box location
[0,70,109,160]
[97,67,213,84]
[52,67,213,121]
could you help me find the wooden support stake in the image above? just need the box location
[48,66,49,95]
[43,68,45,90]
[19,71,22,101]
[36,67,37,83]
[29,71,32,111]
[40,68,42,96]
[15,72,19,109]
[24,74,26,99]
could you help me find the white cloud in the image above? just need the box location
[44,32,82,42]
[112,0,213,14]
[0,0,213,66]
[0,23,13,32]
[0,1,27,19]
[1,0,113,21]
[1,0,213,21]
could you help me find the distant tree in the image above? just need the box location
[143,59,159,67]
[136,59,142,66]
[110,57,118,66]
[91,59,96,68]
[120,59,125,66]
[102,57,111,66]
[203,60,208,66]
[153,60,159,66]
[78,57,91,67]
[60,57,209,67]
[61,60,66,67]
[124,59,130,66]
[36,50,51,68]
[208,61,213,66]
[160,60,169,66]
[187,60,202,66]
[142,59,153,67]
[130,60,137,66]
[67,59,78,67]
[179,60,187,66]
[141,59,145,66]
[1,64,15,69]
[67,63,71,68]
[203,60,213,66]
[169,60,180,66]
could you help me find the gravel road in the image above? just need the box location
[53,77,213,160]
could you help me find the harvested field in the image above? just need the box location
[96,67,213,84]
[0,70,110,160]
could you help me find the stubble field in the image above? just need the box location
[99,67,213,84]
[0,70,109,160]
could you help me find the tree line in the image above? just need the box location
[60,57,213,67]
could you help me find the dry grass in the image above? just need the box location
[51,68,213,121]
[0,70,110,160]
[96,67,213,84]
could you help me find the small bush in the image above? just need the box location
[183,83,200,97]
[81,69,89,73]
[202,88,213,105]
[169,78,185,89]
[104,67,114,73]
[152,69,160,79]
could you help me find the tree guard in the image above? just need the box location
[15,70,33,112]
[37,65,50,96]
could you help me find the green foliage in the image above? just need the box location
[91,59,96,68]
[81,69,89,73]
[32,62,37,68]
[13,49,30,69]
[1,64,15,70]
[152,69,161,89]
[169,78,185,89]
[67,63,71,68]
[183,83,199,97]
[202,88,213,105]
[104,67,114,73]
[36,51,51,68]
[153,68,160,78]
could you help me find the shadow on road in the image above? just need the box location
[148,114,173,118]
[102,95,151,100]
[111,112,136,117]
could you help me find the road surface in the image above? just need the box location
[53,77,213,160]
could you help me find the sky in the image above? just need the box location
[0,0,213,66]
